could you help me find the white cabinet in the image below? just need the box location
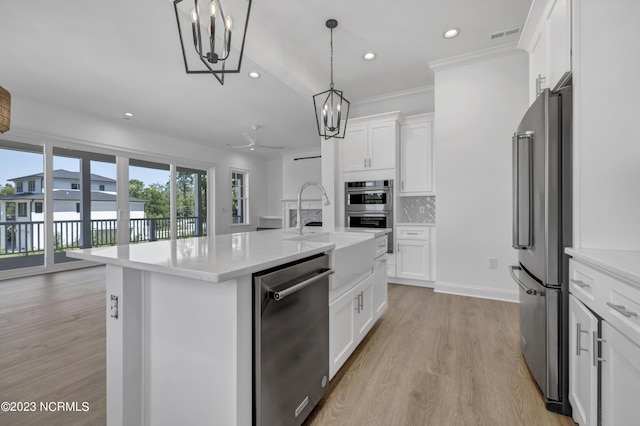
[342,113,398,172]
[396,239,429,280]
[395,225,432,281]
[519,0,572,103]
[568,253,640,426]
[568,294,598,426]
[373,256,388,318]
[601,321,640,426]
[545,0,571,89]
[329,273,375,379]
[400,114,434,194]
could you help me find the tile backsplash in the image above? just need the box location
[398,196,435,224]
[289,209,322,227]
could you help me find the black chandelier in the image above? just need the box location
[313,19,350,140]
[173,0,252,85]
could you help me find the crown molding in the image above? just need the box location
[428,42,524,72]
[353,85,434,106]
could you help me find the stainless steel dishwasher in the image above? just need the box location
[253,253,333,426]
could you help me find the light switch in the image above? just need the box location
[489,257,498,269]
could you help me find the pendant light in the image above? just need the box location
[0,85,10,134]
[173,0,252,85]
[313,19,350,140]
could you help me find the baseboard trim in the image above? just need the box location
[434,281,519,303]
[387,277,434,288]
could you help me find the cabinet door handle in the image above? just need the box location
[606,302,638,318]
[571,279,590,288]
[592,331,607,367]
[576,322,589,356]
[354,295,360,314]
[359,292,363,311]
[406,232,419,236]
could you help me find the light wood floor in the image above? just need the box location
[0,267,576,426]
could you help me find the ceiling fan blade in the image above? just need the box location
[226,141,255,149]
[243,133,256,144]
[258,144,286,150]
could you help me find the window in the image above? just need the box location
[16,181,23,193]
[34,202,43,213]
[99,184,105,191]
[71,183,80,190]
[6,202,16,220]
[28,180,35,192]
[18,202,27,217]
[231,169,248,225]
[76,203,80,213]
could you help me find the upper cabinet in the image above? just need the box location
[342,112,399,172]
[519,0,572,103]
[400,113,434,195]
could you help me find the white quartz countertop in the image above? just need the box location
[566,247,640,286]
[331,227,392,238]
[67,229,342,283]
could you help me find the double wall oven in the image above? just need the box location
[345,180,393,252]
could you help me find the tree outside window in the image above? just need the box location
[231,169,248,225]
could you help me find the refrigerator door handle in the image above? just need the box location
[509,265,538,295]
[512,132,534,249]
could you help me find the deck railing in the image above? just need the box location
[0,217,207,256]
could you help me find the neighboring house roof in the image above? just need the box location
[0,190,146,203]
[9,169,116,183]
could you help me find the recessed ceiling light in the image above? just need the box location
[248,71,261,79]
[443,28,460,39]
[123,112,134,120]
[249,147,255,151]
[362,52,376,61]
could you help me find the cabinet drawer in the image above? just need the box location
[603,277,640,347]
[396,226,429,240]
[374,235,388,258]
[570,259,599,307]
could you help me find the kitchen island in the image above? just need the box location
[67,229,382,426]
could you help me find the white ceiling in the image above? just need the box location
[0,0,532,156]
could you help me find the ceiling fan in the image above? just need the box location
[227,125,285,150]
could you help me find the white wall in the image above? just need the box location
[573,0,640,250]
[431,49,529,302]
[265,158,283,217]
[281,148,322,200]
[350,86,434,118]
[1,97,271,236]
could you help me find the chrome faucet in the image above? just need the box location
[296,181,331,236]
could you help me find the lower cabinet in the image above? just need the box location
[396,239,430,280]
[373,256,388,317]
[601,321,640,426]
[568,256,640,426]
[568,294,599,426]
[329,273,375,379]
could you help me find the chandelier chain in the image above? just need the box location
[330,26,334,89]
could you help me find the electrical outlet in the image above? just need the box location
[419,206,425,214]
[488,257,498,269]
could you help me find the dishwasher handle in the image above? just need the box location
[269,268,334,301]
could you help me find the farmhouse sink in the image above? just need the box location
[284,232,374,290]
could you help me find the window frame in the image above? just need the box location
[16,181,23,193]
[28,180,35,192]
[71,183,80,190]
[17,202,28,218]
[34,202,43,213]
[230,168,249,226]
[99,184,105,191]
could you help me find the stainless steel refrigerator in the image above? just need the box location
[509,80,572,415]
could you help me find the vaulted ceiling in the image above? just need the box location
[0,0,532,155]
